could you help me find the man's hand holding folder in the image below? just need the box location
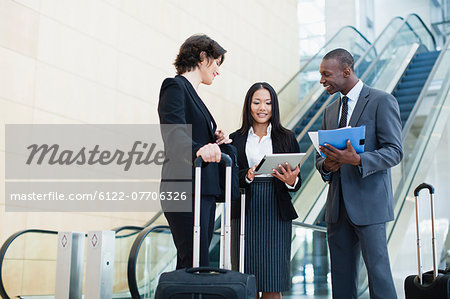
[308,126,366,172]
[320,140,361,171]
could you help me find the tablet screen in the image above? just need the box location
[254,153,305,175]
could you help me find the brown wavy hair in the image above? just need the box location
[174,34,226,75]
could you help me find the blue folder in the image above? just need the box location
[318,126,366,157]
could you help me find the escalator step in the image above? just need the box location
[401,111,411,120]
[414,51,440,59]
[399,102,416,111]
[410,60,435,68]
[396,81,423,89]
[395,95,417,103]
[393,87,423,97]
[405,66,433,76]
[412,55,438,63]
[400,73,429,82]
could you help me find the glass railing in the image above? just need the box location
[113,226,146,297]
[285,222,329,298]
[127,225,173,299]
[363,14,437,92]
[0,229,58,298]
[278,26,372,128]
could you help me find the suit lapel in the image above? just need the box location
[179,76,216,138]
[349,85,370,127]
[235,133,249,168]
[328,98,341,130]
[272,132,281,153]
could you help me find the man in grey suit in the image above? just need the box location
[315,48,402,299]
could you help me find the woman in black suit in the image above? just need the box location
[158,34,229,269]
[230,82,301,299]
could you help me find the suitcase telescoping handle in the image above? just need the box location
[193,154,232,269]
[239,188,246,273]
[413,183,438,284]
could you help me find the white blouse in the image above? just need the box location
[245,124,273,170]
[245,124,298,189]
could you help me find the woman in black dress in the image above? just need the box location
[230,82,301,298]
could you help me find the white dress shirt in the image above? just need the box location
[245,124,298,188]
[246,124,273,169]
[338,80,364,126]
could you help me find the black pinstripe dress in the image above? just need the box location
[231,177,292,292]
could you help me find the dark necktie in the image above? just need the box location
[339,96,349,128]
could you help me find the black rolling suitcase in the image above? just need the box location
[155,154,257,299]
[404,183,450,299]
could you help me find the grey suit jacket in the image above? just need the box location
[315,84,403,225]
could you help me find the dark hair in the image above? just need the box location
[174,34,226,75]
[323,48,354,71]
[238,82,292,152]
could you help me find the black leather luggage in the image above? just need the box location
[155,154,256,299]
[404,183,450,299]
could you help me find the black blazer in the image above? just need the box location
[230,130,302,220]
[158,75,221,196]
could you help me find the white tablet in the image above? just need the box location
[254,153,306,175]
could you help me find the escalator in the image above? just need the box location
[393,50,440,126]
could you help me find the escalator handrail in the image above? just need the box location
[111,210,163,237]
[0,229,58,299]
[360,13,437,83]
[292,221,327,233]
[353,16,404,70]
[114,225,146,239]
[140,211,163,228]
[408,13,437,49]
[127,225,171,299]
[401,36,450,141]
[278,25,371,95]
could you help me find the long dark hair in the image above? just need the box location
[238,82,292,152]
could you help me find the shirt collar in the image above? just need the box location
[249,123,272,136]
[341,80,363,102]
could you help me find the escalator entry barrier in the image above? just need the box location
[404,183,450,298]
[85,231,115,299]
[55,231,85,299]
